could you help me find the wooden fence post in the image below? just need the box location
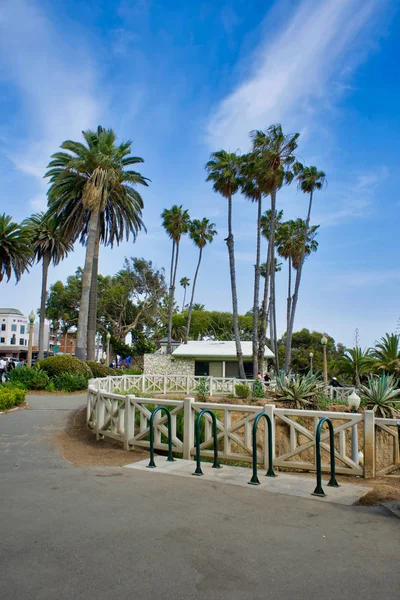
[95,390,105,440]
[183,397,194,460]
[124,395,135,450]
[363,410,375,479]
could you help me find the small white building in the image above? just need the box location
[0,308,29,359]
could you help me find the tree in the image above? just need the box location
[184,218,217,343]
[192,303,205,311]
[334,347,373,387]
[45,126,148,360]
[0,214,32,283]
[205,150,246,379]
[23,212,73,359]
[180,277,190,311]
[284,165,326,371]
[371,333,400,374]
[161,205,191,353]
[250,125,299,370]
[172,310,253,341]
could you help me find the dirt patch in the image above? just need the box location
[355,482,400,506]
[52,407,148,467]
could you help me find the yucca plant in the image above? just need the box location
[359,373,400,418]
[274,371,324,409]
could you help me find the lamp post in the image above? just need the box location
[106,332,111,367]
[27,310,36,367]
[348,391,361,465]
[321,334,328,383]
[70,338,75,356]
[309,352,314,375]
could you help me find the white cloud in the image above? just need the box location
[206,0,381,150]
[324,269,400,290]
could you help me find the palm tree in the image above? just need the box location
[334,347,373,387]
[205,150,246,379]
[0,214,32,283]
[45,126,148,360]
[180,277,190,311]
[192,303,206,311]
[371,333,400,374]
[23,212,73,360]
[184,218,217,343]
[161,205,191,353]
[285,165,326,371]
[250,125,299,369]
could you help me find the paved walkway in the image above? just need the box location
[0,394,399,600]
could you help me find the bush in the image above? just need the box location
[359,373,400,418]
[252,379,265,399]
[274,372,324,409]
[86,361,114,378]
[53,373,89,392]
[38,355,93,378]
[9,366,50,390]
[0,387,25,410]
[196,377,210,399]
[235,383,250,399]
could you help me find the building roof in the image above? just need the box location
[0,308,24,316]
[158,336,179,344]
[172,340,274,359]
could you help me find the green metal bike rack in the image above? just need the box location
[248,412,275,485]
[147,406,175,468]
[312,417,339,497]
[193,408,222,476]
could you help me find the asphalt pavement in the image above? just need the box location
[1,394,398,600]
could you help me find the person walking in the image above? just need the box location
[0,357,5,382]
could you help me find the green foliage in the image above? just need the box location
[53,373,89,392]
[86,361,114,378]
[277,328,344,376]
[0,213,33,283]
[333,347,373,385]
[252,380,265,399]
[37,355,93,378]
[196,377,210,399]
[46,381,56,392]
[172,310,252,341]
[371,334,400,375]
[0,387,25,410]
[9,366,50,390]
[274,371,324,409]
[235,383,250,399]
[359,374,400,418]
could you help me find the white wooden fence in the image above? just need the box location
[87,376,400,478]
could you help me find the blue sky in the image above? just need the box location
[0,0,399,348]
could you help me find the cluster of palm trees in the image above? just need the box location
[205,124,326,377]
[161,206,217,352]
[0,126,148,361]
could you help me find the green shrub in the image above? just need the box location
[86,361,114,378]
[359,373,400,418]
[235,383,250,399]
[9,366,50,390]
[53,373,89,392]
[38,355,93,378]
[252,379,265,399]
[196,377,210,399]
[1,381,27,391]
[45,381,56,392]
[0,387,25,410]
[274,371,324,409]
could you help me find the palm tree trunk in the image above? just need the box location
[257,236,272,371]
[269,188,279,370]
[252,194,262,377]
[75,209,100,361]
[87,232,100,361]
[185,247,203,344]
[182,287,187,312]
[167,240,176,354]
[168,240,180,354]
[38,253,50,360]
[284,190,314,372]
[286,256,292,336]
[226,194,245,379]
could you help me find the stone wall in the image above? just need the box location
[143,353,195,375]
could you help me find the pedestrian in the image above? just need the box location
[0,357,5,382]
[329,376,342,388]
[263,372,271,386]
[256,371,263,381]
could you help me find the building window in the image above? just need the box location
[0,337,4,343]
[20,325,25,334]
[25,340,27,346]
[1,324,5,331]
[10,335,16,345]
[11,324,17,332]
[19,338,24,345]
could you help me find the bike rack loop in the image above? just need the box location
[312,417,339,497]
[248,412,275,485]
[147,406,175,468]
[193,408,222,476]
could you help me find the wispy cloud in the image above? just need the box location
[206,0,382,150]
[324,269,400,289]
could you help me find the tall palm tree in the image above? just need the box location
[23,212,73,359]
[45,126,148,360]
[371,333,400,374]
[184,218,217,344]
[284,165,326,371]
[161,205,191,353]
[0,214,32,283]
[205,150,246,379]
[251,125,299,369]
[180,277,190,311]
[334,347,373,387]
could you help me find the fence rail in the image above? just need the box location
[87,376,400,479]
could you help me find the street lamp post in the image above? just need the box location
[70,339,75,356]
[27,310,36,367]
[106,332,111,367]
[348,391,361,465]
[309,352,313,375]
[321,334,328,383]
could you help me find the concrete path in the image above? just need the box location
[0,394,399,600]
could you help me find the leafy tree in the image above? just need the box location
[185,218,217,343]
[180,277,190,311]
[278,328,342,376]
[371,333,400,374]
[205,150,245,378]
[333,347,373,386]
[23,212,73,359]
[45,126,148,360]
[161,205,191,353]
[0,214,32,283]
[173,310,252,341]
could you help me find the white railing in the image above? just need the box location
[87,376,400,478]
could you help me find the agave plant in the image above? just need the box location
[359,373,400,418]
[274,371,325,409]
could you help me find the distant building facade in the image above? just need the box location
[0,308,29,359]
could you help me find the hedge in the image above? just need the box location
[9,366,50,390]
[0,387,25,411]
[86,361,114,378]
[37,355,93,378]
